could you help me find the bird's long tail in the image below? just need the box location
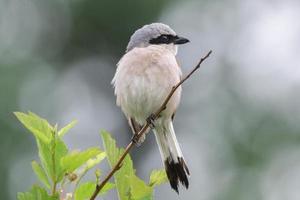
[153,120,189,193]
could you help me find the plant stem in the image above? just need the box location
[51,129,57,196]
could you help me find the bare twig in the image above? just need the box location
[89,50,212,200]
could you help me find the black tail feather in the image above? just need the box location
[164,157,190,193]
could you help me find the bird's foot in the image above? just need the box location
[131,133,145,147]
[146,113,156,129]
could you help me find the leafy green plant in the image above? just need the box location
[15,112,167,200]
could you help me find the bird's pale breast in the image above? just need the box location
[112,45,182,125]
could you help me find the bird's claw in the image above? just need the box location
[131,133,145,146]
[146,113,156,129]
[131,134,139,144]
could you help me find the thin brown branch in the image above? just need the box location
[89,50,212,200]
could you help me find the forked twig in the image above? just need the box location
[89,50,212,200]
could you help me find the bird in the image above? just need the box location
[112,23,190,193]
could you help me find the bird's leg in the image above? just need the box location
[146,113,156,129]
[131,133,144,146]
[131,114,156,145]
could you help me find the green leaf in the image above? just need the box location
[101,131,124,165]
[100,182,115,195]
[31,161,51,189]
[17,193,31,200]
[15,112,69,182]
[54,138,69,182]
[101,131,135,200]
[37,137,68,183]
[73,153,106,188]
[74,182,115,200]
[61,147,102,174]
[148,169,168,187]
[130,175,153,200]
[14,112,52,143]
[17,185,58,200]
[86,152,106,170]
[58,120,78,138]
[95,169,101,180]
[74,182,94,200]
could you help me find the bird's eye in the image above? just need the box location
[149,34,172,44]
[160,35,169,43]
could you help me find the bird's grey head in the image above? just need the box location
[126,23,189,53]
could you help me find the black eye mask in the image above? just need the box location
[149,34,179,44]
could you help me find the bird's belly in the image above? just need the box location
[120,66,181,124]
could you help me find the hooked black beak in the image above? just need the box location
[173,36,190,45]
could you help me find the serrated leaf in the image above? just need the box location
[14,112,52,143]
[31,161,51,189]
[149,169,168,187]
[37,137,68,183]
[101,131,123,165]
[17,185,59,200]
[101,131,135,200]
[58,120,78,138]
[130,175,153,200]
[74,182,115,200]
[61,147,102,174]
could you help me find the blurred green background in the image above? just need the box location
[1,0,300,199]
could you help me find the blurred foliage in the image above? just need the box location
[0,1,171,199]
[15,112,167,200]
[68,0,172,56]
